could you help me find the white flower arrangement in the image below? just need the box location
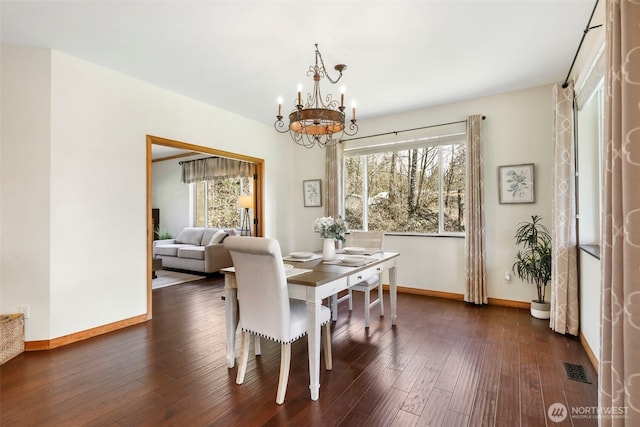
[313,216,348,243]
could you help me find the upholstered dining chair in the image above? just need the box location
[335,231,385,328]
[224,236,332,405]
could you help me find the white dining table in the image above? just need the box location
[220,251,400,401]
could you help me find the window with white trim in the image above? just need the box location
[193,176,253,228]
[344,132,466,234]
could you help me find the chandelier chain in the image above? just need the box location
[315,44,343,85]
[274,44,358,148]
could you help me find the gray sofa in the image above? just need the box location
[153,227,237,274]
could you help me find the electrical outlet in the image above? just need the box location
[19,304,30,319]
[503,272,512,284]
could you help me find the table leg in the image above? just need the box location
[329,294,338,321]
[306,297,321,401]
[224,275,238,368]
[389,265,397,326]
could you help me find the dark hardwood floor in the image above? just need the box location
[1,276,598,426]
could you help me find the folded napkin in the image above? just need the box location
[336,249,381,256]
[363,249,381,256]
[282,253,322,262]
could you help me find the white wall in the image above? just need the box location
[1,44,293,341]
[290,146,327,252]
[152,155,199,237]
[292,85,555,301]
[0,45,52,340]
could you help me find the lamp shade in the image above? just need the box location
[238,195,253,209]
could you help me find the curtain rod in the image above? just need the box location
[341,115,485,143]
[179,156,219,165]
[561,0,603,88]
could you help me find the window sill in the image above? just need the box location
[383,232,464,238]
[579,244,600,260]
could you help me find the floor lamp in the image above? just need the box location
[238,195,253,236]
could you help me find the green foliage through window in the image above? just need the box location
[344,143,465,234]
[194,177,252,228]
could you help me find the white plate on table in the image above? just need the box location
[289,251,313,259]
[339,255,368,266]
[343,246,365,255]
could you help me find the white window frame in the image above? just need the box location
[191,178,251,228]
[343,132,466,236]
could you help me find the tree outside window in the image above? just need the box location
[194,176,253,228]
[344,142,465,234]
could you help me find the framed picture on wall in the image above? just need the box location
[303,179,322,207]
[498,163,535,204]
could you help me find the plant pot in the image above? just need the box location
[530,300,551,319]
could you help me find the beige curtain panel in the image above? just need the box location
[464,114,487,305]
[181,157,256,184]
[325,143,344,218]
[599,0,640,425]
[550,82,579,335]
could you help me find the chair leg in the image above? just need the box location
[378,279,384,317]
[276,343,291,405]
[364,288,371,328]
[323,322,332,370]
[236,331,250,384]
[254,335,261,356]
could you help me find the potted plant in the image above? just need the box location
[312,216,347,261]
[155,226,172,240]
[512,215,552,319]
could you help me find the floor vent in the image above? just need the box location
[563,362,591,384]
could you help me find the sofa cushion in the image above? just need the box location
[178,246,205,260]
[209,229,228,245]
[201,228,218,246]
[155,243,194,257]
[175,227,205,246]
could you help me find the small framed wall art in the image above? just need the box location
[498,163,535,204]
[303,179,322,207]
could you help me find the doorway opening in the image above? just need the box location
[146,135,265,319]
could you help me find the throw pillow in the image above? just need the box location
[209,229,228,245]
[176,227,205,245]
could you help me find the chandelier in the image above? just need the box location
[275,44,358,148]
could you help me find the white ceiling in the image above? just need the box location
[1,0,596,157]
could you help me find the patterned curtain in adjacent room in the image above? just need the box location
[464,114,487,305]
[180,157,255,184]
[550,82,579,335]
[599,1,640,425]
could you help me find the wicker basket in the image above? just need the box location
[1,313,25,365]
